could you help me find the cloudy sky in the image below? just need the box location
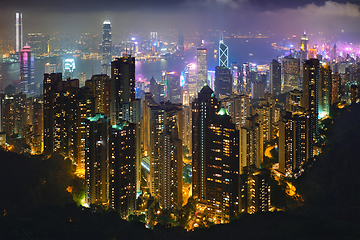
[0,0,359,37]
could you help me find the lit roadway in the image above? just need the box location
[264,144,276,159]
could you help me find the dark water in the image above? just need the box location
[0,37,285,91]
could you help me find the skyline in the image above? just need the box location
[0,1,360,38]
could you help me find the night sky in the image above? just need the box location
[0,0,360,37]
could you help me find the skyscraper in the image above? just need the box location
[102,21,112,76]
[219,37,228,68]
[192,86,239,222]
[282,57,300,93]
[196,48,207,95]
[110,121,137,218]
[184,63,197,101]
[19,46,35,96]
[177,32,184,52]
[85,114,110,207]
[163,71,182,104]
[300,32,309,62]
[15,13,23,53]
[214,66,232,99]
[110,55,135,125]
[220,94,250,130]
[302,59,319,140]
[269,59,281,96]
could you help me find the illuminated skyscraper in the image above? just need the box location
[102,21,112,76]
[85,114,110,207]
[220,94,250,130]
[196,48,207,94]
[192,86,239,222]
[303,58,319,140]
[177,32,184,52]
[64,59,75,79]
[184,63,197,101]
[214,66,232,99]
[286,89,303,113]
[279,111,312,176]
[149,102,183,209]
[110,55,135,125]
[300,32,309,61]
[110,121,137,218]
[15,13,23,53]
[282,57,300,93]
[318,64,332,119]
[219,37,228,68]
[163,71,182,104]
[19,46,35,96]
[269,59,281,96]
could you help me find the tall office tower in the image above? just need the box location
[279,111,312,176]
[149,102,183,209]
[350,85,358,104]
[31,100,43,154]
[208,70,215,90]
[251,81,265,99]
[239,114,263,174]
[196,48,207,94]
[254,93,275,142]
[85,74,111,115]
[282,57,300,93]
[64,59,75,79]
[74,87,95,176]
[19,46,35,96]
[163,71,182,103]
[230,63,239,94]
[214,66,232,99]
[192,87,239,222]
[85,114,110,207]
[109,121,137,218]
[45,63,56,74]
[300,32,309,62]
[27,33,45,57]
[219,37,228,68]
[318,65,332,119]
[303,59,320,140]
[269,59,281,96]
[239,167,270,214]
[149,76,162,104]
[150,32,158,49]
[332,72,340,105]
[220,94,250,130]
[15,13,23,53]
[177,32,184,52]
[286,89,303,113]
[110,55,135,125]
[184,63,197,101]
[102,21,112,76]
[141,93,158,157]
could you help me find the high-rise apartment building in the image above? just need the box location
[85,114,110,207]
[286,89,303,113]
[109,121,137,218]
[20,46,35,96]
[196,48,207,95]
[85,74,111,115]
[220,94,250,130]
[102,21,112,76]
[149,102,183,209]
[110,55,135,124]
[279,111,312,176]
[239,115,263,174]
[269,59,281,96]
[192,86,239,222]
[163,71,182,104]
[15,13,23,53]
[302,59,320,139]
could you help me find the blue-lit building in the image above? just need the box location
[219,37,228,68]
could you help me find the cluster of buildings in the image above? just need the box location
[1,16,360,226]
